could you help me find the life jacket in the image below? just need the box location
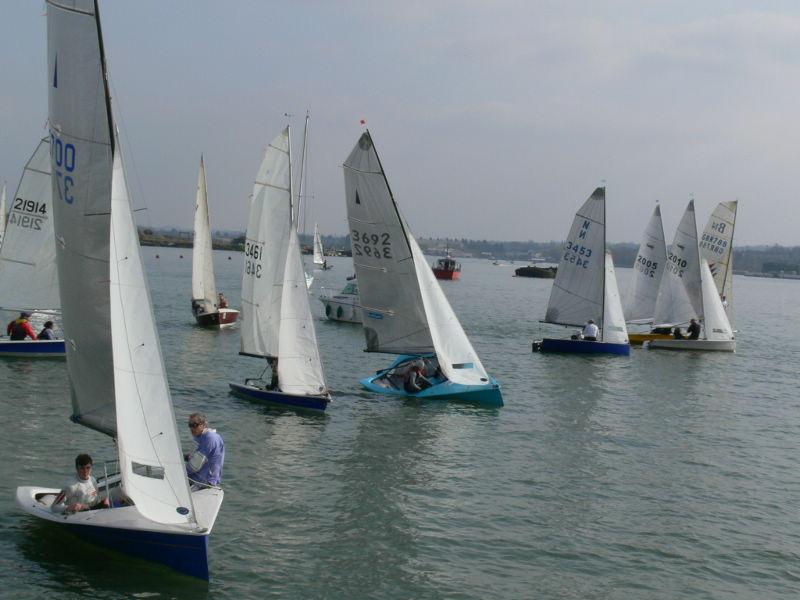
[10,319,31,341]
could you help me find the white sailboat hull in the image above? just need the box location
[16,485,223,579]
[645,338,736,352]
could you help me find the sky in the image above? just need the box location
[2,1,799,245]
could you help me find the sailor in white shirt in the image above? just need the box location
[51,454,109,514]
[583,319,599,341]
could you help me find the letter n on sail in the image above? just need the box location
[579,220,590,239]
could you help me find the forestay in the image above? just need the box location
[625,204,666,324]
[602,251,629,344]
[0,138,60,313]
[48,0,116,436]
[699,200,737,315]
[109,152,196,525]
[277,228,328,395]
[343,132,433,355]
[653,200,701,327]
[240,128,291,359]
[192,157,217,314]
[544,187,605,327]
[700,259,733,342]
[409,231,489,385]
[313,223,325,265]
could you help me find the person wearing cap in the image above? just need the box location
[582,319,599,341]
[184,413,224,489]
[6,312,38,341]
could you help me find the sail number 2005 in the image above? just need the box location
[351,229,392,259]
[50,133,76,205]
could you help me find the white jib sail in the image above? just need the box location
[48,0,116,436]
[654,200,702,327]
[624,204,666,324]
[0,138,60,312]
[409,232,489,385]
[602,251,629,344]
[192,157,217,314]
[277,227,328,395]
[700,259,733,342]
[313,223,325,265]
[544,187,605,327]
[240,128,291,358]
[0,181,6,247]
[699,200,737,315]
[109,152,195,525]
[343,131,433,355]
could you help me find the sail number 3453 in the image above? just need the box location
[351,229,392,259]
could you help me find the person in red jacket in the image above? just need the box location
[6,312,38,341]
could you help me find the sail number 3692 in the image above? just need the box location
[351,229,392,259]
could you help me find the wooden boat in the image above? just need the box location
[514,265,557,278]
[344,130,502,406]
[534,187,630,356]
[18,1,223,579]
[230,126,330,411]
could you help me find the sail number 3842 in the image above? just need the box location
[352,229,392,259]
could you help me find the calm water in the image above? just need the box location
[1,247,799,599]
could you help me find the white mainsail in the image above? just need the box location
[109,151,195,525]
[544,187,606,327]
[192,157,217,315]
[277,227,328,395]
[343,132,433,355]
[48,0,115,435]
[409,231,489,385]
[49,0,196,525]
[602,251,629,344]
[0,181,6,247]
[313,223,325,266]
[625,204,666,324]
[699,258,733,342]
[699,200,737,315]
[0,138,60,313]
[653,200,702,327]
[240,128,291,359]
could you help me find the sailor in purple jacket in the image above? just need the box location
[185,413,225,488]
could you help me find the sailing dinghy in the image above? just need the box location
[699,200,737,320]
[229,127,330,411]
[534,187,630,355]
[646,258,735,352]
[0,138,65,357]
[313,223,330,270]
[17,1,223,579]
[191,156,239,327]
[344,130,502,406]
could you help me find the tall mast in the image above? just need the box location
[601,186,606,342]
[295,111,310,233]
[287,124,294,228]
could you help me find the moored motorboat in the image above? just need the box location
[320,279,362,323]
[514,265,557,278]
[432,253,461,280]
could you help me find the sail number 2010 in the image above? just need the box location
[351,229,392,259]
[50,133,76,205]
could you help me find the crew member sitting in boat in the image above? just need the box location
[6,312,37,341]
[686,318,701,340]
[404,361,432,393]
[51,453,110,514]
[38,321,56,340]
[192,299,203,316]
[672,326,685,339]
[185,413,225,489]
[218,293,229,309]
[582,319,599,342]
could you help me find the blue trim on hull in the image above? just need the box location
[0,340,66,358]
[64,522,209,580]
[361,354,503,406]
[229,382,330,411]
[536,338,630,356]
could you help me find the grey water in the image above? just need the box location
[1,247,799,599]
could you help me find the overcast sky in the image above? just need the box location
[2,1,798,245]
